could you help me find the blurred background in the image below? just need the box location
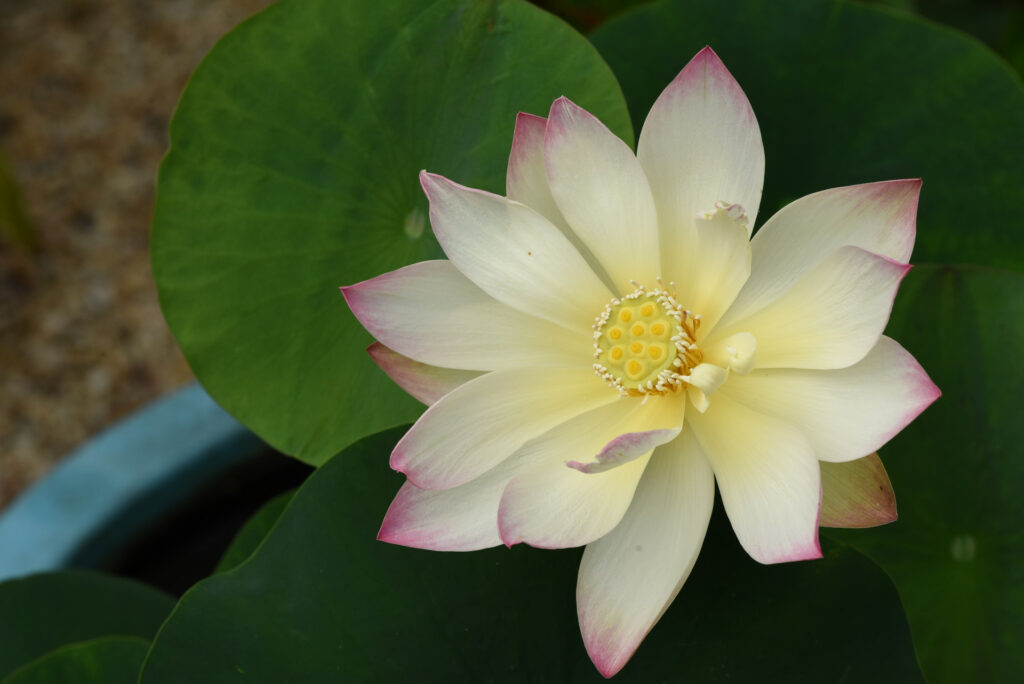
[0,0,273,507]
[0,0,1021,509]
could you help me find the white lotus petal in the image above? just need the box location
[343,260,590,370]
[688,391,821,564]
[506,112,570,234]
[637,47,764,288]
[577,428,714,678]
[677,202,752,332]
[724,336,940,462]
[545,97,661,293]
[379,400,640,551]
[392,367,617,490]
[710,246,911,370]
[719,179,920,329]
[497,392,684,548]
[367,343,482,405]
[421,172,612,331]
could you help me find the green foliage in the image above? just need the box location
[0,572,174,680]
[827,265,1024,683]
[139,429,923,683]
[0,637,149,684]
[152,0,633,467]
[591,0,1024,269]
[214,490,295,574]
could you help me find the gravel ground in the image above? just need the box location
[0,0,273,508]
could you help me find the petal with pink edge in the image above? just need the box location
[366,343,482,405]
[577,428,715,678]
[637,46,764,287]
[498,392,684,548]
[724,336,940,462]
[420,172,612,331]
[392,367,617,490]
[719,179,920,330]
[342,260,590,371]
[545,96,661,293]
[506,112,570,234]
[381,399,649,551]
[688,391,821,564]
[711,246,911,370]
[819,453,898,529]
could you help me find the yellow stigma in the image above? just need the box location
[592,284,702,395]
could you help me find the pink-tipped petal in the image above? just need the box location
[497,392,685,549]
[724,336,941,462]
[378,479,503,551]
[420,171,611,331]
[577,428,715,677]
[506,112,570,232]
[544,97,661,293]
[392,367,617,490]
[819,453,898,528]
[637,46,764,288]
[366,343,482,405]
[711,246,912,370]
[719,179,921,330]
[689,391,822,564]
[341,260,590,371]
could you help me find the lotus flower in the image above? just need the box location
[342,47,939,677]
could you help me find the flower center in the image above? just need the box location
[592,285,701,395]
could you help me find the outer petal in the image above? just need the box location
[711,246,911,370]
[378,479,505,552]
[688,391,821,564]
[576,428,714,677]
[819,453,898,528]
[380,399,639,551]
[498,392,684,548]
[421,172,612,331]
[343,260,590,370]
[367,343,482,405]
[506,112,571,234]
[718,179,920,330]
[724,336,940,462]
[545,97,661,293]
[637,47,764,287]
[392,367,617,490]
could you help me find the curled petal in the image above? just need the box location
[676,201,752,331]
[686,363,728,398]
[497,392,684,549]
[577,429,715,677]
[703,331,757,375]
[819,453,898,528]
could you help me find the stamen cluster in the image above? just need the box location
[592,283,702,396]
